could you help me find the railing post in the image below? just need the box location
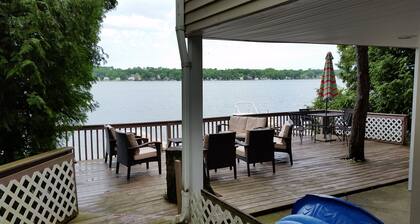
[166,124,172,148]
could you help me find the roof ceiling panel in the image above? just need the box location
[197,0,420,48]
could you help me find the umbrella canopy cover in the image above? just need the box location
[319,52,338,101]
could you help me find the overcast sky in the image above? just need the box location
[99,0,340,70]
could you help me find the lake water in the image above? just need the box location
[87,79,343,125]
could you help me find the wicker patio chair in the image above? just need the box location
[204,131,237,179]
[115,131,162,180]
[104,125,118,168]
[274,121,295,165]
[236,128,275,176]
[104,125,148,168]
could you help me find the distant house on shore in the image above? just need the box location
[128,77,135,81]
[103,77,110,81]
[115,77,121,81]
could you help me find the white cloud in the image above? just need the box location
[103,15,170,31]
[99,1,339,69]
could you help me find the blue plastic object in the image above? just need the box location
[292,194,383,224]
[276,194,383,224]
[276,214,329,224]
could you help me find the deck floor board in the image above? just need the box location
[71,139,408,223]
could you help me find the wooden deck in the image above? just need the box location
[71,139,409,223]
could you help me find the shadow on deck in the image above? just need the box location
[71,139,409,223]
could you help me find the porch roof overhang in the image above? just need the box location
[184,0,420,48]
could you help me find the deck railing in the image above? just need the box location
[191,190,263,224]
[63,111,408,161]
[0,148,78,224]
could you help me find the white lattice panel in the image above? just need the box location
[365,116,404,144]
[191,192,253,224]
[0,160,78,224]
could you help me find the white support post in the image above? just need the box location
[410,48,420,224]
[182,36,204,194]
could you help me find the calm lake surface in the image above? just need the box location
[87,79,343,125]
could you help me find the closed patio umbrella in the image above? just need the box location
[319,52,338,113]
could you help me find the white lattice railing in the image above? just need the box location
[332,112,408,145]
[365,113,408,144]
[0,148,78,224]
[191,190,262,224]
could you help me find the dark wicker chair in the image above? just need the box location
[104,125,118,168]
[274,122,295,165]
[204,132,237,179]
[115,131,162,180]
[335,108,353,145]
[104,125,148,168]
[236,128,275,176]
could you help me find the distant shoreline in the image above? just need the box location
[94,67,326,82]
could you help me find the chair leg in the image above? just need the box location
[104,152,108,163]
[300,131,303,144]
[127,166,131,180]
[272,159,276,173]
[237,158,240,163]
[289,152,293,166]
[253,163,255,167]
[146,162,149,169]
[158,160,162,175]
[116,162,119,174]
[234,164,237,179]
[229,166,232,170]
[206,167,210,179]
[215,169,217,172]
[109,153,113,168]
[247,162,250,177]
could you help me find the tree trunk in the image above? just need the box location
[349,46,370,161]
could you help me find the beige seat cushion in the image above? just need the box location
[236,146,246,157]
[274,142,287,150]
[235,132,247,139]
[245,117,267,130]
[134,147,157,160]
[109,126,117,139]
[203,135,209,149]
[229,116,247,132]
[279,121,292,138]
[127,133,139,147]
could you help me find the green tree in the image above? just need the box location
[0,0,116,164]
[312,46,415,115]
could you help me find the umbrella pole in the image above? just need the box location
[324,99,328,139]
[325,100,328,115]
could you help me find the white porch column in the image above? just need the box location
[410,48,420,224]
[182,35,203,193]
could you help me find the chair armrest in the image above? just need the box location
[135,136,149,143]
[274,136,292,141]
[129,141,162,150]
[216,123,229,133]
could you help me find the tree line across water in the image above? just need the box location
[94,67,324,81]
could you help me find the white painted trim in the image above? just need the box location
[410,48,420,224]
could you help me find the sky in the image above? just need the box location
[99,0,340,70]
